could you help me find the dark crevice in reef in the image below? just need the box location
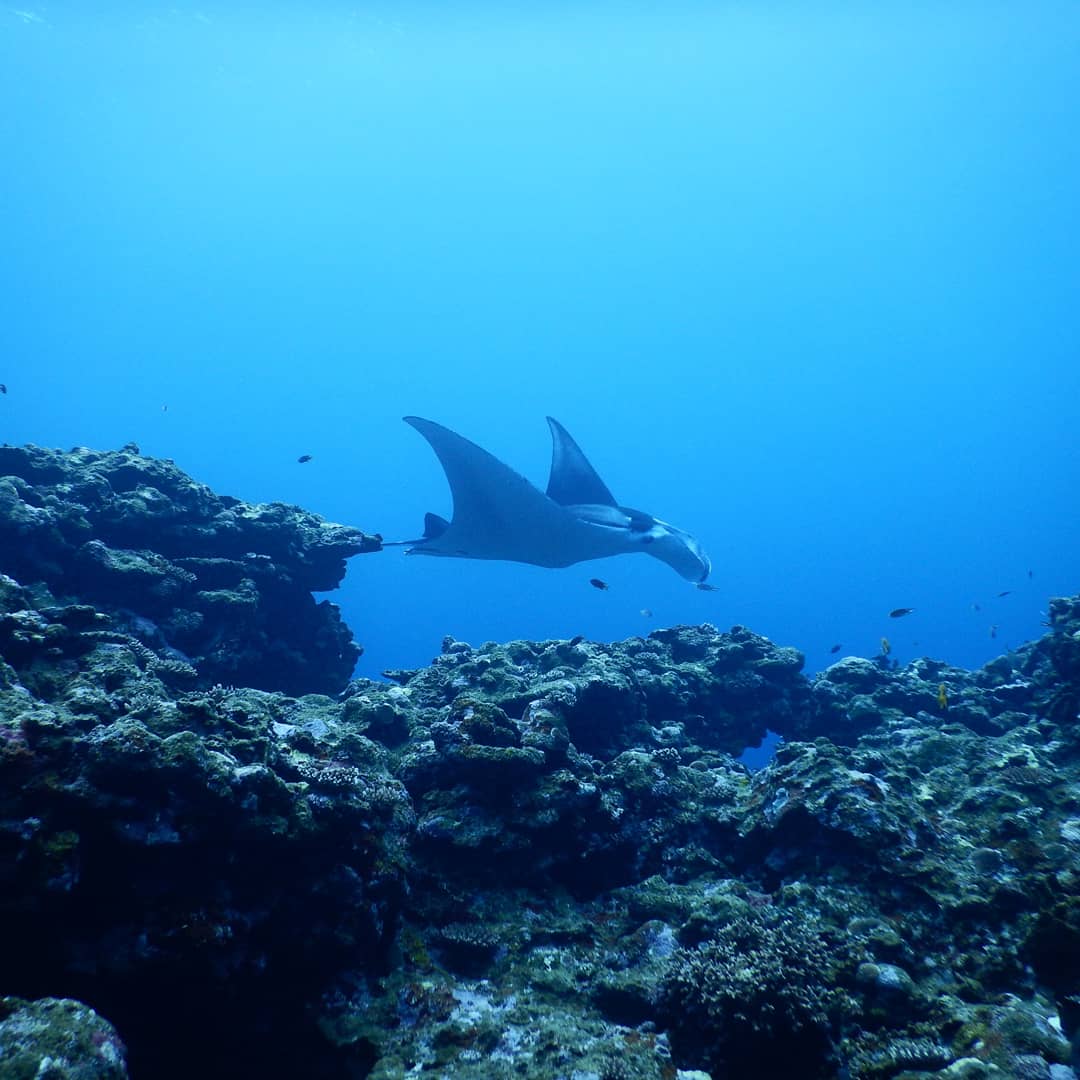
[2,442,1079,1080]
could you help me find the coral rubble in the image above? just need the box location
[1,443,1078,1079]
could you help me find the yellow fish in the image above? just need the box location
[880,636,891,656]
[937,683,948,710]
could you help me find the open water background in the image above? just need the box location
[2,3,1078,682]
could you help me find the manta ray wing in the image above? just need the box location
[403,416,713,581]
[545,417,618,507]
[403,416,616,568]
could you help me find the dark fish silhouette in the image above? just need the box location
[569,635,585,646]
[0,384,6,394]
[696,582,720,592]
[880,637,891,655]
[829,644,842,654]
[997,590,1012,598]
[990,624,998,638]
[297,454,313,464]
[889,608,915,618]
[589,578,609,591]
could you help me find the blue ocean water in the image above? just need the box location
[1,3,1077,685]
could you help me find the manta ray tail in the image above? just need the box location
[380,512,449,547]
[422,512,449,539]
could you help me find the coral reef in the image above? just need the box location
[0,996,127,1079]
[0,566,412,1077]
[660,907,856,1076]
[0,443,380,695]
[2,443,1079,1079]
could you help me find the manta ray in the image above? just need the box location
[392,416,711,582]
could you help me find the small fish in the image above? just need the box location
[971,602,981,612]
[569,634,585,646]
[1027,569,1033,579]
[889,608,915,618]
[589,578,609,591]
[829,644,842,654]
[0,383,7,394]
[696,582,720,592]
[297,454,313,464]
[640,608,653,618]
[989,624,998,639]
[937,683,948,710]
[880,636,891,656]
[996,590,1012,598]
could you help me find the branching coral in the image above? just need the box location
[661,908,854,1077]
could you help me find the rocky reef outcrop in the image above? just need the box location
[2,443,1079,1080]
[0,997,126,1079]
[0,443,381,696]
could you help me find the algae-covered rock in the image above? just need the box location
[0,568,413,1077]
[5,443,1080,1080]
[393,623,809,761]
[0,443,380,694]
[0,997,127,1079]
